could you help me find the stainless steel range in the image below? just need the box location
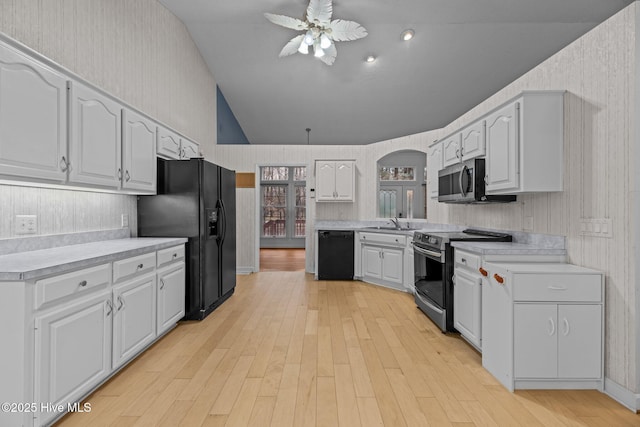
[412,229,512,332]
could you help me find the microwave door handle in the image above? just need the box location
[459,165,468,197]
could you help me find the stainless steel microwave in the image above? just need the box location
[437,158,516,204]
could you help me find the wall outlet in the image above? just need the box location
[580,218,612,238]
[16,215,37,235]
[121,214,129,228]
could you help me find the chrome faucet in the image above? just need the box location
[390,216,401,229]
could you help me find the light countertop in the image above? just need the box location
[451,241,566,256]
[0,237,188,281]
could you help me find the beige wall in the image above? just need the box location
[0,0,218,238]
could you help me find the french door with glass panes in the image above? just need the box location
[260,166,306,248]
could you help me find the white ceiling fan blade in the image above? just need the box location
[319,42,337,66]
[306,0,332,24]
[264,13,308,30]
[279,34,306,57]
[328,19,367,41]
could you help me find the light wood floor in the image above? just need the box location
[57,272,639,426]
[260,248,305,272]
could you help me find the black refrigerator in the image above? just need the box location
[137,158,236,320]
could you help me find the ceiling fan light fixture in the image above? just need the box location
[298,40,309,54]
[314,42,325,58]
[320,33,332,49]
[304,30,315,46]
[401,29,415,41]
[365,55,376,63]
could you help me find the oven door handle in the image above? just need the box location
[411,243,443,260]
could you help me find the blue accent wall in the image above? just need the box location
[217,86,250,144]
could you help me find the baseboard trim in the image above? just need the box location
[237,266,255,275]
[604,377,640,412]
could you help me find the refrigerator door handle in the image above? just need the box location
[219,199,227,244]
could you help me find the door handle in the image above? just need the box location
[117,295,125,311]
[105,299,113,316]
[160,278,166,290]
[125,170,131,182]
[562,318,570,336]
[548,317,556,336]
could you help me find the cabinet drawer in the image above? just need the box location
[35,263,111,309]
[157,245,185,268]
[455,250,480,271]
[359,232,406,246]
[113,252,156,282]
[513,274,602,302]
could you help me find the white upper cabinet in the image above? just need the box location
[427,142,443,200]
[485,91,564,194]
[0,43,68,183]
[157,126,200,160]
[68,81,122,189]
[460,120,486,161]
[122,109,157,193]
[316,160,355,202]
[442,133,463,168]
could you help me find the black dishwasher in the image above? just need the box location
[317,230,354,280]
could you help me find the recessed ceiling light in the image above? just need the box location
[401,29,415,41]
[365,55,376,63]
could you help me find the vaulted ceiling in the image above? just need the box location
[159,0,633,145]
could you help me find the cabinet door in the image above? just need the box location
[381,247,403,285]
[485,101,519,193]
[514,304,558,378]
[461,120,486,161]
[0,43,68,183]
[157,262,186,335]
[68,81,122,188]
[334,161,354,201]
[558,304,602,379]
[362,246,382,280]
[157,126,181,159]
[427,143,442,200]
[180,138,199,159]
[122,109,157,193]
[453,270,482,348]
[34,290,112,426]
[316,161,337,200]
[112,272,157,369]
[442,134,462,167]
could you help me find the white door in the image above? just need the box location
[485,102,519,193]
[453,270,482,348]
[334,161,354,200]
[157,263,186,334]
[122,109,157,193]
[460,120,486,161]
[0,43,68,183]
[157,126,181,159]
[558,304,602,379]
[381,248,403,286]
[514,303,558,378]
[34,290,112,426]
[362,246,382,280]
[442,134,462,167]
[68,81,122,188]
[112,272,157,369]
[316,161,336,200]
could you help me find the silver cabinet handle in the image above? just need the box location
[137,263,144,269]
[118,168,122,180]
[160,278,166,290]
[60,156,69,172]
[106,299,113,316]
[125,170,131,182]
[117,295,124,311]
[548,317,556,336]
[79,280,88,287]
[172,253,178,258]
[562,318,570,336]
[461,258,467,264]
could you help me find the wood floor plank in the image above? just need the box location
[56,272,640,427]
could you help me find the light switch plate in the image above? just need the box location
[580,218,612,238]
[16,215,37,235]
[121,214,129,228]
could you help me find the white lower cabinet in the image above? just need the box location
[481,261,603,391]
[453,269,482,350]
[157,262,186,335]
[359,232,405,290]
[34,289,112,426]
[0,243,186,427]
[112,272,157,369]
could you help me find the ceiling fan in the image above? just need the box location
[264,0,368,66]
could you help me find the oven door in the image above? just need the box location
[412,243,446,309]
